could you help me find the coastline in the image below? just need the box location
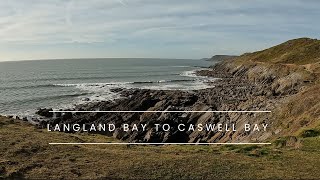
[3,38,320,144]
[0,58,212,118]
[1,38,320,179]
[35,60,279,143]
[5,48,317,144]
[0,66,215,120]
[1,0,320,178]
[32,39,320,144]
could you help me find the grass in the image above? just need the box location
[240,38,320,65]
[1,117,320,179]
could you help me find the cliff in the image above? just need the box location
[34,38,320,144]
[206,55,238,62]
[201,38,320,141]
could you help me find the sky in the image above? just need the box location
[0,0,319,61]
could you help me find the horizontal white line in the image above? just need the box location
[49,110,271,113]
[49,142,271,145]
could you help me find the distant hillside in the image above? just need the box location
[215,37,320,141]
[238,38,320,65]
[206,55,237,62]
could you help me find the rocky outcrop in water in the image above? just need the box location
[37,62,286,143]
[36,38,320,143]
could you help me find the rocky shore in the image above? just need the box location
[1,38,320,179]
[33,60,297,143]
[24,38,319,144]
[0,38,316,148]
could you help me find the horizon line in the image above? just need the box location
[0,57,203,63]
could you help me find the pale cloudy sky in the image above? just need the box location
[0,0,319,61]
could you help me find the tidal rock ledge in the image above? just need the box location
[36,60,299,143]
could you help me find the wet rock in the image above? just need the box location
[110,88,124,93]
[82,97,90,101]
[0,166,6,174]
[54,112,62,118]
[36,108,53,118]
[36,60,294,143]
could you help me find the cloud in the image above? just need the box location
[0,0,319,60]
[116,0,127,6]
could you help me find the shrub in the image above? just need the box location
[300,129,320,138]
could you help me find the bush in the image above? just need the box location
[300,129,320,138]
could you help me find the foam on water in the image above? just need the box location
[0,58,216,116]
[53,70,216,105]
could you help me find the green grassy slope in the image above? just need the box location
[238,38,320,65]
[1,117,320,179]
[225,38,320,139]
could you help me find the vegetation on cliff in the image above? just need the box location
[220,37,320,140]
[1,37,320,179]
[238,38,320,65]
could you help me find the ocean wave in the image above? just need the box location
[2,69,214,98]
[5,92,91,104]
[180,70,198,78]
[54,79,195,87]
[171,65,190,68]
[53,82,132,88]
[0,84,58,90]
[180,68,219,81]
[45,70,216,106]
[139,79,212,90]
[180,68,212,78]
[10,73,180,83]
[131,79,194,84]
[179,68,211,77]
[12,76,113,82]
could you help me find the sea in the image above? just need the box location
[0,58,215,117]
